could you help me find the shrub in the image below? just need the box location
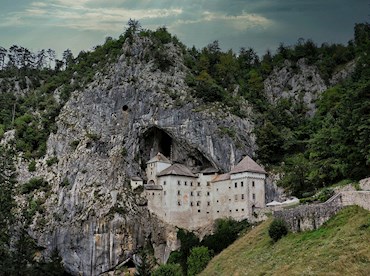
[152,264,182,276]
[28,160,36,172]
[21,178,49,194]
[187,246,211,276]
[268,219,288,242]
[46,156,58,167]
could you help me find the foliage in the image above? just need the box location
[46,156,59,166]
[21,177,49,194]
[135,249,154,276]
[201,218,250,254]
[186,246,211,276]
[28,159,36,172]
[268,219,288,242]
[152,263,183,276]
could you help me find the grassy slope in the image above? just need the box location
[201,206,370,276]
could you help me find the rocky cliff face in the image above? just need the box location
[264,59,355,115]
[15,35,256,275]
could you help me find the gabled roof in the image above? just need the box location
[131,176,143,181]
[230,156,266,174]
[211,173,230,183]
[157,163,197,178]
[147,152,171,164]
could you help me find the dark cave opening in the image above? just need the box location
[139,126,214,174]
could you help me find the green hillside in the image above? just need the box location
[201,206,370,276]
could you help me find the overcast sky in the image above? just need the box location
[0,0,369,57]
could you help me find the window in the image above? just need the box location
[235,195,238,201]
[198,210,201,213]
[197,191,201,196]
[207,182,210,186]
[241,181,244,187]
[191,191,193,196]
[207,191,210,196]
[234,182,237,188]
[152,193,154,195]
[178,180,180,185]
[163,181,166,185]
[229,210,232,213]
[241,194,244,200]
[197,201,200,206]
[197,182,200,187]
[216,200,219,203]
[190,181,193,186]
[236,209,238,212]
[178,190,181,195]
[190,202,193,206]
[242,208,244,211]
[178,201,181,206]
[207,201,210,206]
[253,193,256,200]
[252,181,255,187]
[184,181,187,186]
[164,191,166,195]
[217,210,220,213]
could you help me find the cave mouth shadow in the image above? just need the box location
[138,126,214,173]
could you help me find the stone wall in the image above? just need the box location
[274,202,342,232]
[341,191,370,210]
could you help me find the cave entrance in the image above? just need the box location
[139,126,215,173]
[140,127,173,162]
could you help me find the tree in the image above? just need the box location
[127,18,141,33]
[268,219,288,242]
[0,46,7,69]
[152,263,182,276]
[135,249,153,276]
[187,246,211,276]
[47,49,56,69]
[62,49,74,69]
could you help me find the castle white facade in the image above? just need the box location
[141,153,266,230]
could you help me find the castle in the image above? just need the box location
[133,153,266,230]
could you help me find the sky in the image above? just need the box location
[0,0,369,57]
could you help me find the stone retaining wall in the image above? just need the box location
[341,191,370,210]
[274,202,342,232]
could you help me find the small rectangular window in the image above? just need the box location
[253,193,256,200]
[207,201,210,206]
[191,191,193,196]
[163,181,166,185]
[242,208,244,211]
[178,201,181,206]
[197,191,201,196]
[236,209,238,212]
[197,182,200,187]
[235,195,238,201]
[241,181,244,187]
[207,192,210,196]
[190,201,193,206]
[184,181,187,186]
[198,210,201,213]
[178,180,180,185]
[197,201,200,206]
[217,210,219,213]
[190,181,193,186]
[252,181,255,187]
[178,190,181,195]
[207,182,210,186]
[241,194,244,200]
[234,182,237,188]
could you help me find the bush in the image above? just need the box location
[21,178,49,194]
[46,156,58,167]
[28,160,36,172]
[268,219,288,242]
[152,264,182,276]
[187,246,211,276]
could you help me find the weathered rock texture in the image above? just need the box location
[274,202,343,232]
[15,35,257,275]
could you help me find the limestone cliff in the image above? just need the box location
[15,35,256,275]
